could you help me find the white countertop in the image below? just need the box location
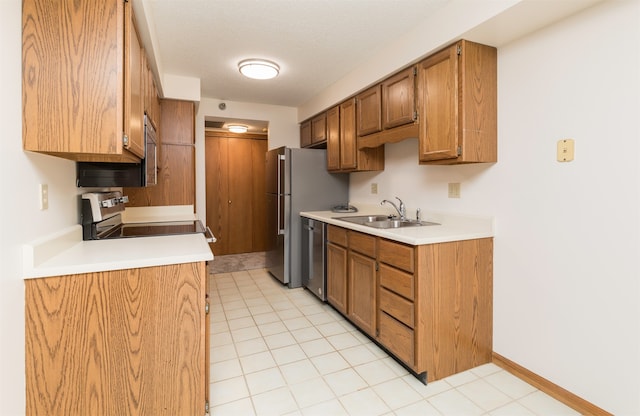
[301,208,494,245]
[23,206,214,279]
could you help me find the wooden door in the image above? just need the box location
[123,2,145,158]
[205,132,267,255]
[339,98,357,170]
[326,106,340,171]
[382,66,416,130]
[417,43,460,162]
[327,242,348,315]
[356,85,382,136]
[348,251,377,337]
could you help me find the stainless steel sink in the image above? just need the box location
[334,215,439,228]
[333,215,392,225]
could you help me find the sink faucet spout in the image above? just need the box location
[381,197,406,220]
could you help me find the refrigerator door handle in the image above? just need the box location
[277,153,286,235]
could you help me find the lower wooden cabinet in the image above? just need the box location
[25,262,208,415]
[326,224,493,383]
[327,226,348,316]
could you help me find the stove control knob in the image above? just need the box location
[101,198,117,208]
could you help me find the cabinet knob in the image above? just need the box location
[228,200,232,204]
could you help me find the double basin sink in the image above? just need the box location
[334,214,439,229]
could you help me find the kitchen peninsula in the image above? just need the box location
[301,209,494,384]
[23,206,213,415]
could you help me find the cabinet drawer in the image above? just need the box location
[379,239,414,273]
[379,264,414,300]
[378,312,414,366]
[327,225,348,246]
[379,287,414,328]
[349,231,376,258]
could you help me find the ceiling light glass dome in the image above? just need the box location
[238,59,280,80]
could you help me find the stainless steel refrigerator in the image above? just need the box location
[266,147,348,288]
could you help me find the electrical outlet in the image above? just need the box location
[557,139,575,162]
[39,183,49,210]
[371,183,378,194]
[448,183,461,198]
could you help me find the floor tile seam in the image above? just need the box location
[453,382,521,413]
[514,389,570,416]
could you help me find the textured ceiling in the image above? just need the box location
[147,0,448,107]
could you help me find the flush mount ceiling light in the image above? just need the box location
[228,125,248,133]
[238,59,280,80]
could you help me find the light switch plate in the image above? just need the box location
[448,183,461,198]
[371,183,378,194]
[39,183,48,210]
[557,139,575,162]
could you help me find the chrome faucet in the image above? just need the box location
[381,197,406,220]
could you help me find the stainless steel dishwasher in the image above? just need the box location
[301,217,327,301]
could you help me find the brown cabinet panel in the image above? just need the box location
[311,113,327,145]
[349,231,376,258]
[382,66,416,130]
[348,251,377,337]
[326,98,384,173]
[379,239,414,273]
[161,100,195,145]
[356,85,382,136]
[415,238,493,381]
[379,287,414,328]
[123,3,144,158]
[327,225,348,247]
[300,120,312,148]
[418,40,497,164]
[326,106,340,171]
[124,99,195,207]
[22,0,144,162]
[378,312,414,366]
[25,263,207,415]
[339,99,357,170]
[327,242,348,315]
[379,263,414,300]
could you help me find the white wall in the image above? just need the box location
[0,1,82,413]
[194,98,299,221]
[349,1,640,413]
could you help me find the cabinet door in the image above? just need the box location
[300,120,312,147]
[161,100,195,145]
[123,1,145,158]
[339,98,358,170]
[417,44,460,162]
[25,263,206,415]
[326,106,341,171]
[356,85,382,136]
[327,242,348,315]
[382,66,416,129]
[22,0,136,161]
[311,113,327,145]
[348,251,377,336]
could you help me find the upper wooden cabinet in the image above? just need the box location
[143,52,161,126]
[326,106,341,171]
[356,67,417,144]
[22,0,147,163]
[300,120,312,147]
[356,85,382,136]
[417,40,497,164]
[326,98,384,173]
[311,113,327,146]
[382,67,416,129]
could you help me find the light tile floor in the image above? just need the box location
[209,268,581,416]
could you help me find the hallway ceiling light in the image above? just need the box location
[228,125,248,133]
[238,59,280,80]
